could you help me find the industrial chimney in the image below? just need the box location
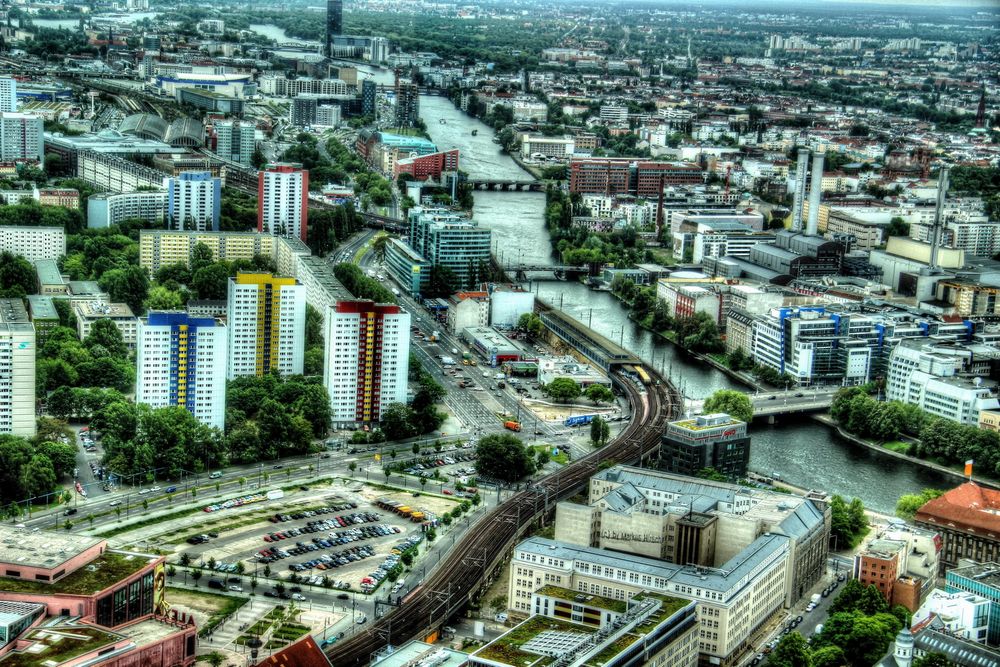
[805,149,825,236]
[929,166,950,272]
[790,146,810,233]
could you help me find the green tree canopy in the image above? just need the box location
[475,433,535,483]
[543,378,582,402]
[702,389,753,423]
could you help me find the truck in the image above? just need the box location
[504,421,521,432]
[441,356,456,366]
[430,331,439,342]
[565,415,595,427]
[810,593,821,605]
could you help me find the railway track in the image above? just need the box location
[327,364,680,665]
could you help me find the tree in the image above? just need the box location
[97,265,149,314]
[191,263,230,300]
[766,632,812,667]
[543,378,581,403]
[475,433,535,483]
[144,285,185,311]
[381,403,417,440]
[21,454,56,499]
[810,646,845,667]
[886,217,910,238]
[584,384,614,405]
[204,651,226,667]
[518,313,544,338]
[0,251,37,296]
[85,318,128,359]
[702,389,753,423]
[590,416,610,447]
[190,570,202,586]
[895,488,945,520]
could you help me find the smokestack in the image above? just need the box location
[806,149,825,236]
[929,166,950,271]
[790,146,810,233]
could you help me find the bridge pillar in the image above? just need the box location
[768,415,775,425]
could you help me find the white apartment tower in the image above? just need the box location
[257,163,309,242]
[164,171,221,231]
[0,113,43,163]
[0,78,17,113]
[136,312,227,430]
[0,299,35,437]
[226,272,306,379]
[324,300,410,425]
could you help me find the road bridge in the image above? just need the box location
[684,387,838,419]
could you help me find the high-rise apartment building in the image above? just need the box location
[213,121,256,165]
[392,207,491,293]
[0,225,65,262]
[324,300,410,425]
[0,77,17,113]
[394,79,419,128]
[0,299,35,437]
[0,113,43,163]
[164,172,221,231]
[326,0,342,57]
[136,312,227,430]
[361,79,377,116]
[258,163,309,242]
[226,273,305,379]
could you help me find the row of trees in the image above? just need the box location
[378,356,447,440]
[831,387,1000,477]
[541,378,614,405]
[333,263,396,303]
[474,433,537,483]
[153,243,276,304]
[767,579,921,667]
[611,276,724,354]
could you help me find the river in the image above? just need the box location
[419,94,952,513]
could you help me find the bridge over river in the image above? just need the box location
[684,387,839,420]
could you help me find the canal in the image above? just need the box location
[420,94,951,513]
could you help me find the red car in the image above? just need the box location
[442,489,453,495]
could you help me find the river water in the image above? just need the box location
[420,94,952,513]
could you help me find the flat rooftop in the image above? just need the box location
[0,550,155,596]
[74,301,134,319]
[371,641,469,667]
[26,296,59,321]
[948,562,1000,588]
[0,526,103,573]
[0,299,29,324]
[34,259,64,287]
[536,585,628,613]
[0,621,119,667]
[473,615,595,667]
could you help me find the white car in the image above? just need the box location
[229,585,243,592]
[495,613,508,623]
[292,593,307,601]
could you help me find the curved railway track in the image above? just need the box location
[328,364,680,666]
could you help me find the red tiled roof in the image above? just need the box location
[914,483,1000,536]
[262,637,332,667]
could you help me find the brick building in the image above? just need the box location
[914,483,1000,574]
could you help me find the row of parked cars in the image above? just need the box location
[259,524,401,563]
[403,452,476,477]
[360,533,425,594]
[263,512,382,542]
[288,544,376,572]
[267,503,358,523]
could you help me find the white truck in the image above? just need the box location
[442,356,456,366]
[810,593,821,605]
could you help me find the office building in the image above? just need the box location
[164,172,221,232]
[913,589,992,645]
[74,302,138,349]
[0,299,35,437]
[25,295,59,345]
[213,121,256,165]
[176,88,244,116]
[393,149,459,181]
[324,300,410,425]
[886,340,1000,426]
[87,190,168,229]
[0,225,65,262]
[315,104,341,128]
[136,312,227,430]
[554,466,830,608]
[139,230,277,276]
[35,259,66,295]
[945,562,1000,646]
[326,0,342,56]
[226,273,305,379]
[509,535,790,667]
[661,413,751,479]
[397,207,492,294]
[853,539,922,611]
[0,77,16,112]
[521,135,574,160]
[569,158,703,197]
[0,112,43,162]
[0,526,196,667]
[258,163,309,242]
[489,288,535,328]
[915,483,1000,574]
[291,95,318,128]
[471,591,698,667]
[384,238,431,297]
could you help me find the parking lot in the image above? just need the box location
[172,484,463,595]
